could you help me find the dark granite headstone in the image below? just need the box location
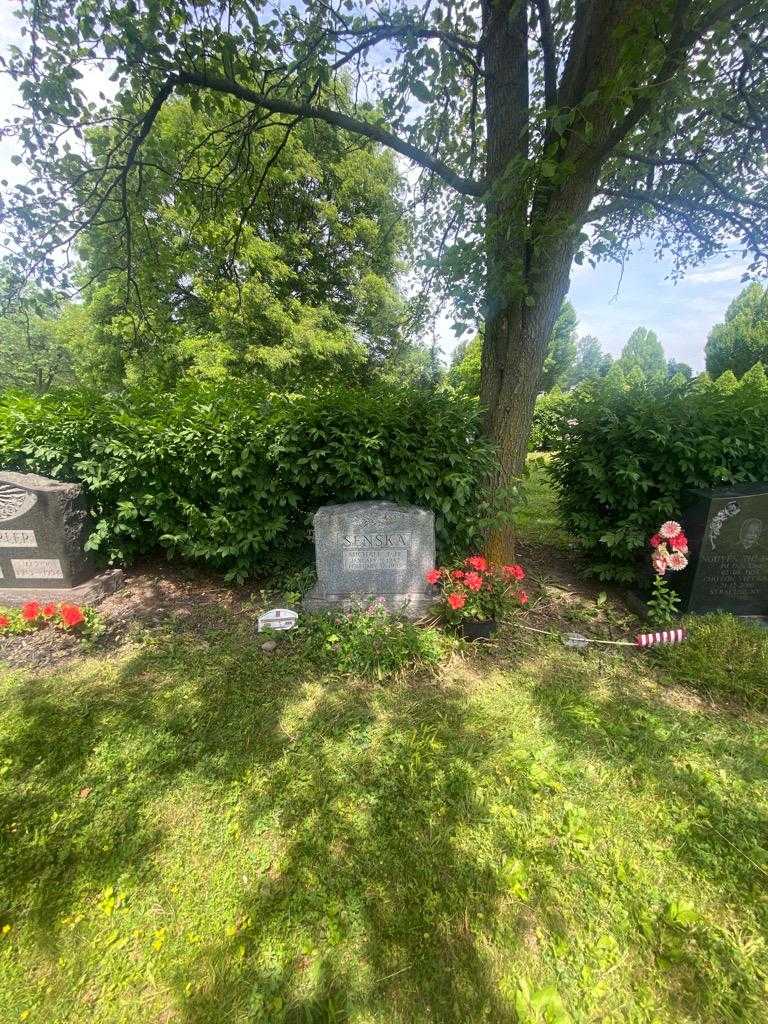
[675,484,768,616]
[0,471,96,589]
[302,500,436,618]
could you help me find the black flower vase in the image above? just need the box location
[459,618,498,641]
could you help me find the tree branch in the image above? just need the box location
[535,0,558,109]
[594,0,755,162]
[329,27,484,76]
[599,185,768,257]
[329,22,480,55]
[174,71,486,196]
[617,149,768,214]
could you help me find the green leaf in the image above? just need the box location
[410,81,432,103]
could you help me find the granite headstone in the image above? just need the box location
[302,500,436,618]
[0,471,122,605]
[675,484,768,617]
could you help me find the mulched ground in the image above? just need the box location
[0,542,640,672]
[0,561,266,671]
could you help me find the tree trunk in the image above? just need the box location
[479,3,566,560]
[481,278,571,563]
[476,2,619,561]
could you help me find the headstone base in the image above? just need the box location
[740,614,768,631]
[0,568,125,608]
[303,586,437,620]
[626,590,768,630]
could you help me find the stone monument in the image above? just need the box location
[0,471,122,605]
[302,500,436,618]
[674,484,768,619]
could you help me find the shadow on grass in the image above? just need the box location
[526,652,768,1015]
[3,625,767,1022]
[0,623,524,1022]
[168,665,524,1022]
[528,654,768,888]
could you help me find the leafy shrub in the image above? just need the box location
[298,605,451,678]
[549,365,768,581]
[0,382,496,581]
[529,387,569,451]
[652,614,768,708]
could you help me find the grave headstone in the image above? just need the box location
[675,484,768,618]
[302,500,436,618]
[0,471,122,605]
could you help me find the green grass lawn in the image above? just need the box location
[512,454,568,546]
[2,480,768,1022]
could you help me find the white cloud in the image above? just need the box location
[684,263,746,284]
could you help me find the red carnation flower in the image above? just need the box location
[464,571,483,592]
[518,590,529,605]
[447,592,466,611]
[465,555,488,572]
[425,569,442,585]
[669,532,688,551]
[503,564,526,581]
[42,603,57,618]
[60,604,86,629]
[649,534,662,548]
[21,601,42,622]
[0,614,10,628]
[450,569,465,580]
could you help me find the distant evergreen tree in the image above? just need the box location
[567,335,613,387]
[539,302,578,391]
[619,327,666,377]
[666,359,693,379]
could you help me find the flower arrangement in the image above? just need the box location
[647,521,688,626]
[0,601,89,635]
[425,555,528,634]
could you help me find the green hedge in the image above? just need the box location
[549,365,768,581]
[0,383,496,581]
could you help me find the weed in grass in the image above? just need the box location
[296,605,453,679]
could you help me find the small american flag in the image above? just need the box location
[635,628,687,648]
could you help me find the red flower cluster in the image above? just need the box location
[464,571,483,592]
[503,563,526,581]
[61,604,86,628]
[0,601,88,633]
[21,600,42,622]
[425,554,529,623]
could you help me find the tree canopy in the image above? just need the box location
[667,358,694,380]
[0,274,76,393]
[705,282,768,377]
[68,93,412,388]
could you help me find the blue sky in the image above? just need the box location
[565,247,754,373]
[0,4,760,373]
[432,245,755,372]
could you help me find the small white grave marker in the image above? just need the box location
[258,607,298,632]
